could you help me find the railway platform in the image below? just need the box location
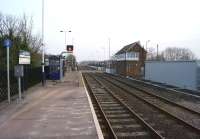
[0,71,102,139]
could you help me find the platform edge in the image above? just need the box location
[80,72,104,139]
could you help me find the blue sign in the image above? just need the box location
[3,39,12,48]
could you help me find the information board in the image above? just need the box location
[19,50,31,64]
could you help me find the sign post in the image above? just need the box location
[7,46,10,103]
[18,77,21,101]
[14,65,24,102]
[3,39,12,104]
[18,50,30,102]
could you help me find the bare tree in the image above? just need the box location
[146,47,156,60]
[146,47,165,61]
[162,47,196,61]
[0,13,42,67]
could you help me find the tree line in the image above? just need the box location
[147,46,196,61]
[0,13,42,69]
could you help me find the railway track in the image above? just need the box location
[83,73,163,139]
[102,73,200,128]
[139,78,200,97]
[108,73,200,112]
[78,66,96,71]
[83,72,200,138]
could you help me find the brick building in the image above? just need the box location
[113,41,147,78]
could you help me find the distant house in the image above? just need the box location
[108,41,147,78]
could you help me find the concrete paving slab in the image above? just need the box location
[0,71,100,139]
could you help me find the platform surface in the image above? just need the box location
[0,71,99,139]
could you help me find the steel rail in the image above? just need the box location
[107,73,200,98]
[89,73,164,139]
[104,74,200,116]
[83,73,117,139]
[127,74,200,98]
[98,74,200,134]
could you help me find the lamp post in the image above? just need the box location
[41,0,45,86]
[108,38,111,73]
[145,40,150,51]
[125,50,128,77]
[157,44,159,60]
[60,30,71,45]
[101,46,106,71]
[60,30,72,71]
[108,38,111,59]
[145,40,150,60]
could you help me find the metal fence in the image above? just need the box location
[0,38,43,102]
[0,66,42,102]
[0,70,17,101]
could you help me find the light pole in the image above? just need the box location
[101,46,106,71]
[41,0,45,86]
[157,44,159,60]
[108,38,111,72]
[145,40,150,51]
[108,38,111,59]
[60,30,72,72]
[60,30,71,45]
[125,50,128,77]
[145,40,150,60]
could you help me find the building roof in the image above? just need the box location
[115,41,145,55]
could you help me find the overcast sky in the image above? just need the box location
[1,0,200,61]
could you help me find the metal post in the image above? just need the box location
[108,38,111,72]
[104,47,106,61]
[7,47,10,104]
[42,0,45,86]
[157,44,159,60]
[64,32,66,45]
[145,40,150,60]
[145,41,147,50]
[72,56,73,71]
[18,77,21,101]
[60,30,71,47]
[104,47,106,72]
[108,38,111,59]
[60,58,63,82]
[125,51,127,77]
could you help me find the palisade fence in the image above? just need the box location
[0,42,42,102]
